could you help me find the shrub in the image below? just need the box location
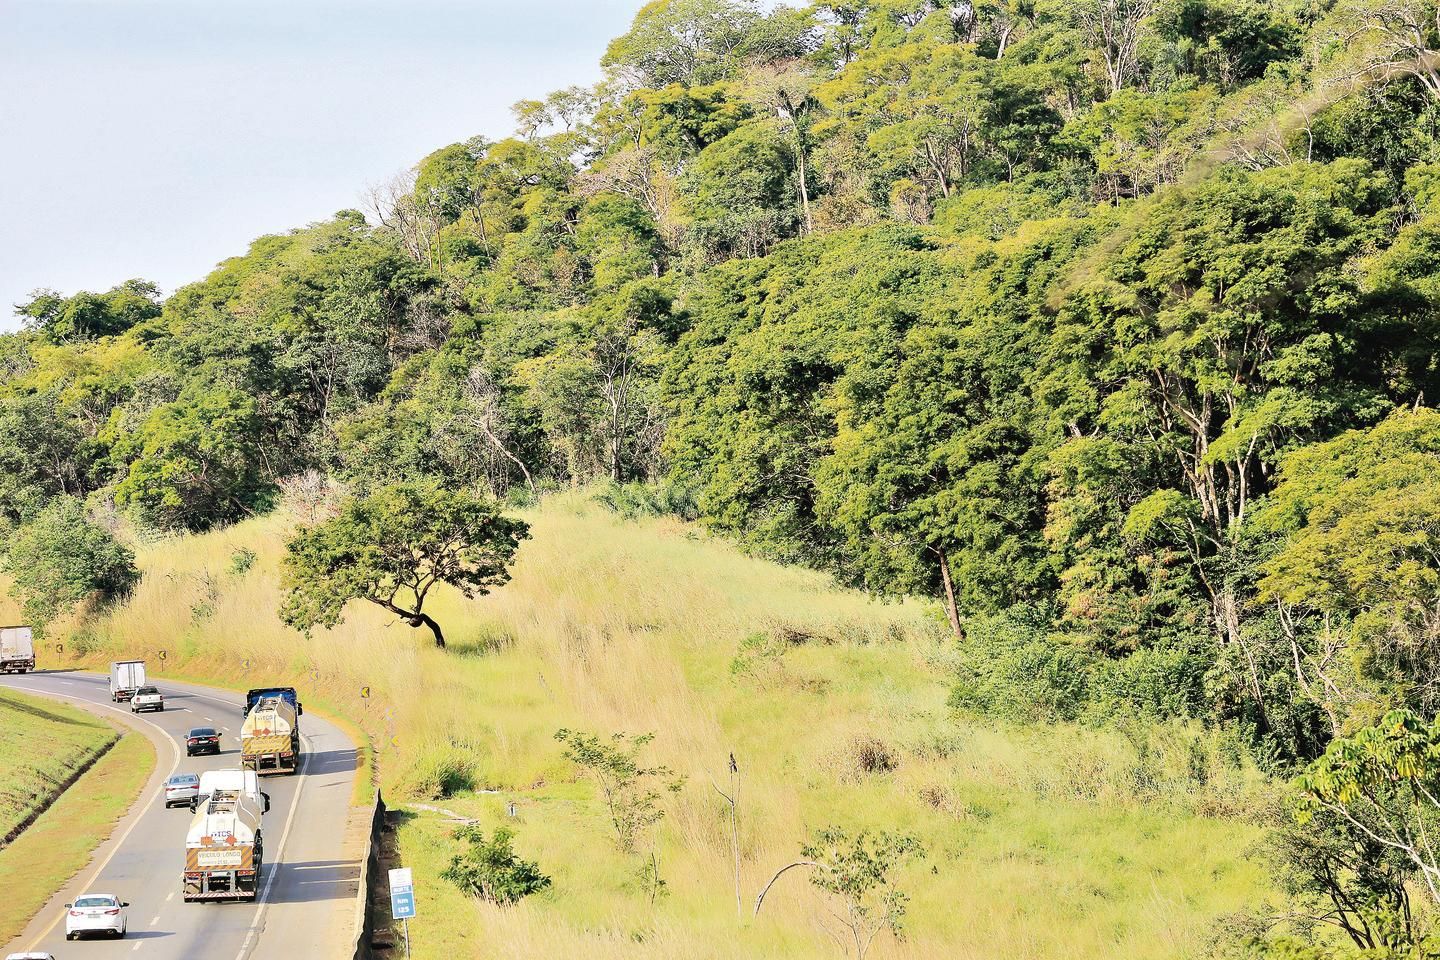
[948,610,1092,722]
[395,742,480,800]
[3,498,139,630]
[592,481,698,521]
[441,826,551,905]
[228,547,257,576]
[554,729,684,852]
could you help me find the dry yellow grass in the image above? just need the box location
[29,492,1275,959]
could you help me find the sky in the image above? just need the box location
[0,0,641,330]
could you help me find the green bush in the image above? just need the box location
[2,498,139,630]
[441,825,551,905]
[592,481,698,521]
[948,609,1092,722]
[228,547,257,576]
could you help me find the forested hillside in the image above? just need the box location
[6,0,1440,954]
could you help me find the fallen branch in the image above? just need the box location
[754,860,820,918]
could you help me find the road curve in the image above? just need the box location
[0,670,361,960]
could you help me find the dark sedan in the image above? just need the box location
[185,727,221,756]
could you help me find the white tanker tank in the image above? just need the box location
[182,770,270,902]
[241,696,300,775]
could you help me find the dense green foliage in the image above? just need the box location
[2,498,138,632]
[8,0,1440,951]
[441,825,552,905]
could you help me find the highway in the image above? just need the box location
[0,670,362,960]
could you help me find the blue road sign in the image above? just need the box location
[389,867,417,920]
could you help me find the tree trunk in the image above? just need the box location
[795,136,813,235]
[935,547,963,641]
[411,613,446,649]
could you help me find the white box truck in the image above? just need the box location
[0,626,35,674]
[109,660,146,702]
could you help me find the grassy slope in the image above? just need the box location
[0,687,119,841]
[41,493,1273,959]
[0,707,154,944]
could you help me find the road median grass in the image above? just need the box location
[0,724,154,946]
[0,687,120,844]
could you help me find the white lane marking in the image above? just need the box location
[231,733,313,960]
[165,892,174,903]
[203,716,213,721]
[132,940,142,951]
[5,681,183,952]
[149,915,160,925]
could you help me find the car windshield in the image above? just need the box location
[189,728,215,737]
[74,897,115,908]
[137,687,158,695]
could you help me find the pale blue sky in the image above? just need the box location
[0,0,640,329]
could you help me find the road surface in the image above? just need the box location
[0,670,363,960]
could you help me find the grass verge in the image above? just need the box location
[0,732,154,945]
[0,687,119,843]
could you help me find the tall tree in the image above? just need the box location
[280,482,530,648]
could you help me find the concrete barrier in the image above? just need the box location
[351,789,386,960]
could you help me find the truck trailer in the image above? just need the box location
[241,695,300,775]
[0,626,35,674]
[183,770,269,902]
[109,660,146,702]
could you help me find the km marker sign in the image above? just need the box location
[390,867,416,957]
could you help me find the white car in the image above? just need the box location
[130,685,164,713]
[6,953,57,959]
[64,893,128,940]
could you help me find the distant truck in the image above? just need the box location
[183,769,270,902]
[241,687,302,775]
[0,626,35,674]
[109,661,146,702]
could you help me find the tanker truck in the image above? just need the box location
[241,693,301,775]
[182,770,270,902]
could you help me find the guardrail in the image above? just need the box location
[351,789,386,960]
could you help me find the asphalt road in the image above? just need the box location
[0,670,361,960]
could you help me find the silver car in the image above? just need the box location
[64,893,128,939]
[164,773,201,808]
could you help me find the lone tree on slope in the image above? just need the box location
[279,481,529,649]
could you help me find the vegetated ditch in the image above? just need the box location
[0,735,121,850]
